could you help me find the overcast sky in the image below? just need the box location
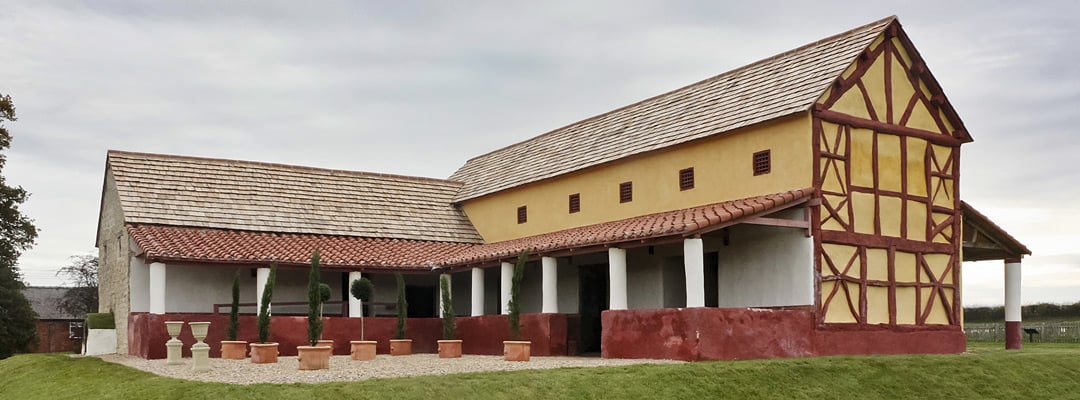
[2,1,1077,307]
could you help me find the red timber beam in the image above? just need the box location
[812,106,963,147]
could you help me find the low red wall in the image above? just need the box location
[129,312,569,359]
[602,308,966,361]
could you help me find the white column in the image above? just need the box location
[542,256,558,313]
[501,262,513,315]
[1005,259,1023,349]
[348,271,364,318]
[256,267,271,315]
[684,238,705,308]
[439,273,451,318]
[471,267,485,316]
[609,248,628,310]
[149,262,166,314]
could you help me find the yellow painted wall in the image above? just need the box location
[460,115,813,242]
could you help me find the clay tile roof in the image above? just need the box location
[444,188,814,266]
[107,151,483,244]
[449,17,895,202]
[127,224,474,270]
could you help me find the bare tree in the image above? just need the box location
[55,254,98,317]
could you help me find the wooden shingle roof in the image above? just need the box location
[107,151,483,244]
[449,17,895,202]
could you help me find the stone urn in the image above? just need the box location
[188,322,211,372]
[350,340,377,361]
[389,339,412,356]
[438,340,462,359]
[503,340,531,362]
[164,321,185,365]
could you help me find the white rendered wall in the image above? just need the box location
[713,222,814,307]
[161,264,345,314]
[149,262,166,314]
[556,258,579,314]
[129,256,150,313]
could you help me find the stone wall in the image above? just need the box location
[97,169,132,353]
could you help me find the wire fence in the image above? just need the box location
[966,321,1080,343]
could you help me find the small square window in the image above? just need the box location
[619,182,633,203]
[753,150,771,176]
[569,193,580,213]
[517,206,527,224]
[679,167,695,191]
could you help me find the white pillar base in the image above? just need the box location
[609,248,628,310]
[149,262,166,315]
[684,238,705,308]
[501,262,513,315]
[542,257,558,313]
[348,271,363,318]
[471,267,485,316]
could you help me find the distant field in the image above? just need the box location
[2,343,1079,399]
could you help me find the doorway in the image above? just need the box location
[405,285,436,318]
[578,264,609,354]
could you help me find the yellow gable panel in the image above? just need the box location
[877,134,902,192]
[866,248,888,281]
[880,195,903,238]
[924,253,953,284]
[906,98,941,133]
[906,200,927,242]
[851,192,876,234]
[830,84,873,120]
[906,138,927,197]
[849,128,875,188]
[895,251,917,282]
[890,56,916,124]
[820,159,846,194]
[861,55,888,121]
[891,38,913,70]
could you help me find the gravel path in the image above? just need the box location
[99,354,681,385]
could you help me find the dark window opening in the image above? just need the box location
[569,193,581,213]
[517,206,527,224]
[619,182,633,203]
[679,167,695,191]
[753,150,771,176]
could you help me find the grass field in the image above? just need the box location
[1,343,1077,399]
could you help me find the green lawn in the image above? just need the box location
[2,343,1077,399]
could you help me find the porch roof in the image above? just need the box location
[127,224,472,271]
[960,201,1032,262]
[443,188,814,267]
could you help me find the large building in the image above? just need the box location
[97,16,1030,360]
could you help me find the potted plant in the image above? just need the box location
[504,252,531,361]
[298,250,332,370]
[437,274,462,358]
[250,264,279,364]
[349,277,376,360]
[221,269,247,359]
[389,273,412,356]
[314,283,334,349]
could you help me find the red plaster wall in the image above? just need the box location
[128,312,570,359]
[601,308,965,361]
[33,321,80,353]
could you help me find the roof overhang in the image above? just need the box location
[961,201,1031,262]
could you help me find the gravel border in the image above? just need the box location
[99,354,682,385]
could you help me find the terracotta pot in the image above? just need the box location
[297,346,332,370]
[249,342,279,364]
[438,340,462,359]
[504,341,531,362]
[389,339,412,356]
[350,340,377,361]
[220,341,248,359]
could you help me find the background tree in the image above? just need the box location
[55,254,98,318]
[0,93,39,359]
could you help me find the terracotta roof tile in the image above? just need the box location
[108,151,483,244]
[128,189,813,270]
[127,224,473,270]
[449,18,894,202]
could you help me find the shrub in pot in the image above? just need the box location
[504,251,531,361]
[437,274,462,358]
[389,273,412,356]
[298,250,332,370]
[349,277,376,361]
[221,269,248,359]
[250,265,279,364]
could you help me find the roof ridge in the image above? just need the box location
[457,16,896,165]
[107,150,464,186]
